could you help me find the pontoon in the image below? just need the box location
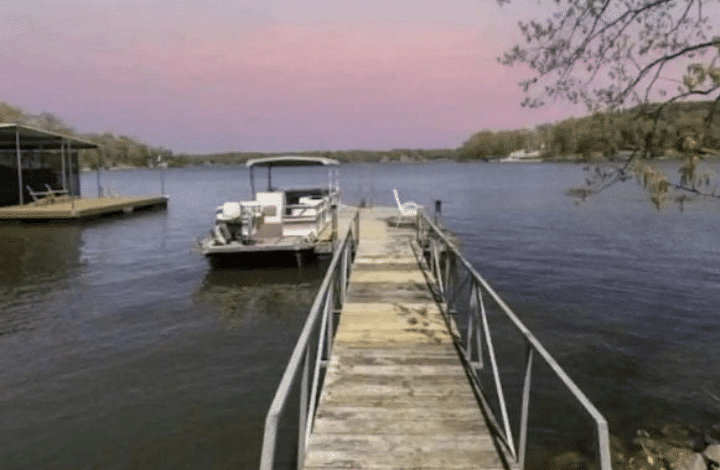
[197,156,340,266]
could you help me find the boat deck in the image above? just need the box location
[0,195,168,221]
[301,208,509,470]
[200,204,358,256]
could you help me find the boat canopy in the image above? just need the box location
[246,156,340,197]
[245,156,339,168]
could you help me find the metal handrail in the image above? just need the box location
[259,209,360,470]
[416,210,612,470]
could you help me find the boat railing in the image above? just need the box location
[416,210,612,470]
[283,189,340,234]
[259,208,360,470]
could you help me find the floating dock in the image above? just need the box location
[301,208,508,469]
[0,195,168,221]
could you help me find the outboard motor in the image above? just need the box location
[214,202,260,245]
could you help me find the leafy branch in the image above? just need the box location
[500,0,720,207]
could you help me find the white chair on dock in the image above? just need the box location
[392,188,421,227]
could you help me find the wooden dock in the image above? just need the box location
[0,195,168,221]
[302,208,509,470]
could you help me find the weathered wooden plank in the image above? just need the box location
[312,406,489,436]
[327,363,467,376]
[354,256,419,265]
[331,345,459,358]
[347,282,435,303]
[352,261,420,271]
[315,393,484,409]
[304,434,503,470]
[319,380,476,399]
[333,329,453,345]
[349,269,429,284]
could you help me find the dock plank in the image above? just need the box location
[302,208,508,470]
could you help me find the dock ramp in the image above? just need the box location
[260,207,611,470]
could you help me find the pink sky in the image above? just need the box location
[1,0,585,153]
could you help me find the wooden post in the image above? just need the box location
[15,129,23,205]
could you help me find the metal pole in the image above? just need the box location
[298,351,309,467]
[97,148,103,197]
[61,139,67,193]
[331,203,338,252]
[15,129,23,205]
[158,154,165,196]
[68,141,74,196]
[249,166,256,199]
[519,345,534,470]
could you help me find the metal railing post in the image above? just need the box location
[331,203,338,252]
[298,350,310,466]
[326,286,335,359]
[519,345,534,470]
[478,286,516,457]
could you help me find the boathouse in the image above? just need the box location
[0,123,168,220]
[0,123,98,206]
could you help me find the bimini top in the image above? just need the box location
[245,155,339,168]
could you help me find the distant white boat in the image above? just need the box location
[499,149,542,163]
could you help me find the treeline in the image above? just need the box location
[0,102,179,169]
[459,101,720,161]
[178,148,457,164]
[4,99,719,167]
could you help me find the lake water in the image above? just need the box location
[1,162,719,468]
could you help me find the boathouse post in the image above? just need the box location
[15,128,24,205]
[60,139,68,193]
[96,147,103,197]
[67,140,74,196]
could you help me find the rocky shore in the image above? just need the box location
[540,423,720,470]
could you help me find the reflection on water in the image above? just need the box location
[0,223,83,336]
[0,223,83,283]
[197,262,329,326]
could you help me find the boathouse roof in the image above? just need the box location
[0,123,99,151]
[246,155,340,168]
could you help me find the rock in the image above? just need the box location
[611,434,630,470]
[627,450,665,470]
[544,450,595,470]
[661,423,700,450]
[671,453,706,470]
[703,443,720,465]
[635,434,695,470]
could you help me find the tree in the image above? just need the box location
[499,0,720,207]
